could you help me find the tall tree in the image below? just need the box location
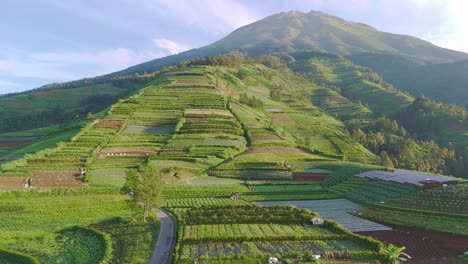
[123,164,163,222]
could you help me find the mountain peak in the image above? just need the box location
[119,10,468,75]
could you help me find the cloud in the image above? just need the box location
[152,38,191,54]
[139,0,260,35]
[0,37,190,91]
[429,1,468,53]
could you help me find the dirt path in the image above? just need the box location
[149,210,174,264]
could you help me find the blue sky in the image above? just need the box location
[1,0,467,94]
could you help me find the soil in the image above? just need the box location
[265,108,284,113]
[357,227,468,262]
[245,147,308,154]
[0,177,28,188]
[185,117,209,123]
[184,109,234,117]
[35,91,55,98]
[271,113,297,126]
[329,96,346,103]
[450,125,465,132]
[0,140,33,148]
[292,172,329,182]
[94,119,124,128]
[33,171,86,188]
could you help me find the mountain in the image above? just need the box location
[115,11,468,108]
[118,10,468,75]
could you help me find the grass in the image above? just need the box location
[0,192,159,262]
[91,168,127,188]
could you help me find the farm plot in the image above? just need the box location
[124,125,176,134]
[32,171,86,188]
[0,177,28,188]
[0,137,36,148]
[184,109,233,118]
[358,227,468,261]
[163,184,249,199]
[385,183,468,215]
[356,169,459,186]
[181,223,337,242]
[244,146,308,154]
[242,182,342,201]
[178,240,375,264]
[320,163,385,188]
[343,180,416,205]
[172,205,383,263]
[0,193,155,263]
[93,119,124,128]
[229,102,291,147]
[361,207,468,235]
[257,199,392,232]
[166,198,249,208]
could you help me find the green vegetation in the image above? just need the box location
[171,205,384,263]
[0,192,157,263]
[1,52,467,263]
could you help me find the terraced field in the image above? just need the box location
[256,199,392,232]
[0,63,466,264]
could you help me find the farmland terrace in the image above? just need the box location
[0,65,466,264]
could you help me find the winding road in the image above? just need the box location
[149,210,175,264]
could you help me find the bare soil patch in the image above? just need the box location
[185,117,208,123]
[184,109,234,117]
[33,171,86,188]
[329,96,346,103]
[271,113,297,126]
[0,141,32,148]
[245,147,308,154]
[292,172,329,182]
[35,91,55,98]
[94,119,124,128]
[265,108,284,113]
[357,228,468,262]
[450,124,465,132]
[0,177,28,188]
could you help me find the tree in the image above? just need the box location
[380,151,394,168]
[86,112,93,119]
[122,164,163,222]
[383,244,411,264]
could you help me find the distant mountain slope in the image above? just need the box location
[350,54,468,108]
[118,10,468,75]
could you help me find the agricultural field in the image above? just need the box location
[257,199,392,232]
[1,63,467,264]
[0,192,157,263]
[171,205,384,263]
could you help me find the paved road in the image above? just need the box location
[149,210,174,264]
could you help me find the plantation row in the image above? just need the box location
[172,204,384,263]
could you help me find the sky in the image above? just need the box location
[1,0,467,94]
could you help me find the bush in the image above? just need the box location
[0,249,39,264]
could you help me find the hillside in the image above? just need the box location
[0,74,152,134]
[1,64,466,263]
[2,9,467,138]
[1,9,468,264]
[116,10,468,108]
[350,54,468,108]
